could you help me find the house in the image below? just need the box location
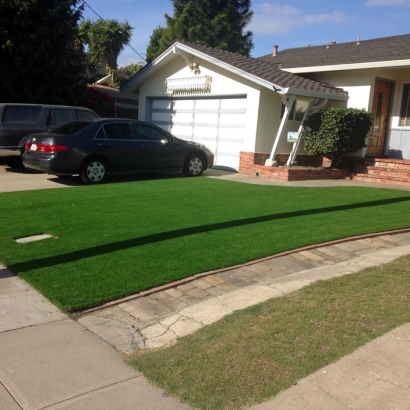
[120,34,410,174]
[88,74,139,119]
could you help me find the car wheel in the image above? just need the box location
[4,155,24,169]
[183,153,205,177]
[81,158,108,184]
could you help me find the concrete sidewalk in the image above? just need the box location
[1,164,410,409]
[0,266,192,410]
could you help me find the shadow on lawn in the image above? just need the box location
[9,196,410,273]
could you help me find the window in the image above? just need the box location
[48,109,72,126]
[103,123,133,140]
[399,84,410,127]
[280,99,309,121]
[131,123,168,141]
[2,106,42,123]
[75,110,98,120]
[53,121,91,135]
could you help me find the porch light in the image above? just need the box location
[166,75,212,94]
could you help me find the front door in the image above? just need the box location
[367,80,392,156]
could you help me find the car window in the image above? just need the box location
[75,110,98,120]
[103,123,134,140]
[95,127,106,139]
[48,109,72,126]
[131,123,168,141]
[53,121,92,135]
[2,106,42,123]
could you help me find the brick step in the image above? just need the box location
[353,166,410,178]
[362,160,410,169]
[353,173,410,187]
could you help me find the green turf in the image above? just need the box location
[1,177,410,311]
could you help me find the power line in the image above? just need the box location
[81,1,147,63]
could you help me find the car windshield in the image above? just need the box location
[52,120,92,135]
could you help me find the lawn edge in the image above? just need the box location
[78,227,410,314]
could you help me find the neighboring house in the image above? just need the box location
[90,74,139,119]
[120,34,410,171]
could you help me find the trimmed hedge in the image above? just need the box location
[302,107,373,166]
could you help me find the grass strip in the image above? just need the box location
[1,177,410,311]
[128,254,410,410]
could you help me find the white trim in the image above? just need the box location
[284,59,410,74]
[282,87,347,101]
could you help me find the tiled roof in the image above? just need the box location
[257,33,410,68]
[176,41,347,97]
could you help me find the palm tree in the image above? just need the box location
[79,19,133,74]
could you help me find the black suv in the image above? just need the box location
[0,104,99,168]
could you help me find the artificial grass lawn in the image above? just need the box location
[1,177,410,311]
[128,254,410,410]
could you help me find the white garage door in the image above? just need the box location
[148,97,247,170]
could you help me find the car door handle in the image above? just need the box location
[142,145,152,149]
[99,143,112,147]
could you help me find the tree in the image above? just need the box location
[0,0,88,105]
[79,19,133,74]
[146,0,254,63]
[302,107,373,167]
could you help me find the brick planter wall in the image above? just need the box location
[239,152,351,181]
[238,152,410,186]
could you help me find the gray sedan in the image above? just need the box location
[22,119,214,184]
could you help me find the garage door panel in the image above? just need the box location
[195,99,220,109]
[152,112,172,123]
[215,153,240,170]
[218,141,243,152]
[195,113,219,125]
[172,125,193,138]
[220,113,245,125]
[193,126,218,139]
[218,127,244,140]
[153,100,172,110]
[174,100,195,110]
[220,99,247,109]
[172,112,193,123]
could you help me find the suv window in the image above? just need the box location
[132,123,168,141]
[75,110,98,120]
[103,123,134,140]
[47,109,72,126]
[2,106,42,123]
[53,121,92,135]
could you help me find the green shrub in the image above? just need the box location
[302,107,373,167]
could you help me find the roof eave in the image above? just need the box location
[282,87,348,102]
[283,59,410,74]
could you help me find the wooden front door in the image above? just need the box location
[367,80,392,156]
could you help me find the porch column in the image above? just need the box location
[286,98,328,166]
[265,95,295,167]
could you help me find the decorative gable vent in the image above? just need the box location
[166,75,212,95]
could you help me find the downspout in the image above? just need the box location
[265,95,295,166]
[285,98,328,166]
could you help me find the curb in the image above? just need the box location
[79,227,410,314]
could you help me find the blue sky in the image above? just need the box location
[81,0,410,66]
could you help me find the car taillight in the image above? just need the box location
[37,144,68,153]
[25,142,32,150]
